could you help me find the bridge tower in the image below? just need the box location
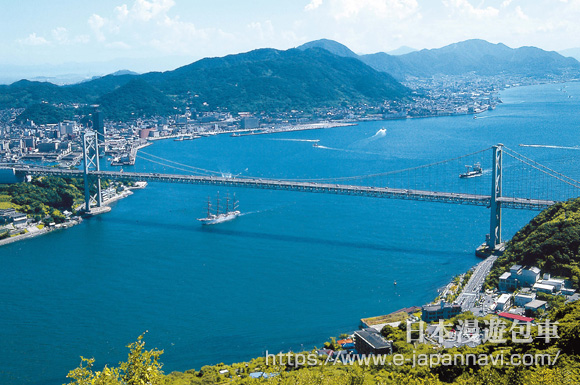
[487,143,503,251]
[82,131,102,212]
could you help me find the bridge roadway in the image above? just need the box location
[16,167,555,210]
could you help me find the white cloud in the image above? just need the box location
[305,0,323,11]
[515,6,528,20]
[115,4,130,20]
[247,20,275,41]
[443,0,499,19]
[148,15,212,54]
[330,0,419,20]
[18,33,49,46]
[51,27,69,44]
[88,14,107,42]
[127,0,175,21]
[500,0,512,8]
[51,27,90,45]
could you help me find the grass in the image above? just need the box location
[361,311,409,326]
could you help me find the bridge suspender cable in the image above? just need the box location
[503,147,580,189]
[137,146,494,183]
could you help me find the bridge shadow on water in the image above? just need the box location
[102,216,462,259]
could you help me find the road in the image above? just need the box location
[456,255,498,313]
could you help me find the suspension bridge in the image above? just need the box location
[5,131,580,254]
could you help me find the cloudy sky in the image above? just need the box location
[1,0,580,78]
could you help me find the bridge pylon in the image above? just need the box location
[487,143,504,252]
[82,131,102,212]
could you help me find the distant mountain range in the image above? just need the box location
[559,47,580,62]
[2,39,579,121]
[387,46,417,56]
[299,39,580,81]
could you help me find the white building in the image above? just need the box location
[533,283,555,294]
[514,293,536,307]
[496,293,513,311]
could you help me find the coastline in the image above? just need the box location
[0,219,82,247]
[0,182,147,247]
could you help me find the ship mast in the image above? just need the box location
[207,196,211,217]
[216,191,220,215]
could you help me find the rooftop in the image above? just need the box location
[525,300,547,309]
[355,329,391,349]
[497,312,534,322]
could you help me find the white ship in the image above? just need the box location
[459,162,483,178]
[197,192,240,225]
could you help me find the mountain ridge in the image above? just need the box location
[2,38,579,120]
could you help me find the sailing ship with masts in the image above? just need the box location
[197,192,240,225]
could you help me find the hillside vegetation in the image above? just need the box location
[66,299,580,384]
[1,47,410,120]
[486,197,580,289]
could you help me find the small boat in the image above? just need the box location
[174,136,184,141]
[459,162,483,178]
[313,143,320,148]
[198,192,240,225]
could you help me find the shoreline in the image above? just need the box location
[0,182,147,247]
[0,219,82,247]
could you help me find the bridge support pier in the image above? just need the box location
[481,144,504,256]
[82,131,102,213]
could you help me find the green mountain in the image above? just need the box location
[4,46,409,119]
[96,78,176,121]
[141,47,409,112]
[359,39,580,80]
[387,46,417,56]
[4,38,579,121]
[486,197,580,289]
[296,39,359,58]
[0,80,75,109]
[16,102,74,125]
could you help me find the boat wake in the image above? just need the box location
[315,144,385,156]
[269,139,320,143]
[519,144,580,151]
[372,128,387,138]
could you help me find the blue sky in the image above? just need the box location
[1,0,580,78]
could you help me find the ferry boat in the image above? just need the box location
[197,192,240,225]
[459,162,483,178]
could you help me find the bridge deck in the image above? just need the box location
[14,167,554,210]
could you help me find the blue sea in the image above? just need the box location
[1,82,580,384]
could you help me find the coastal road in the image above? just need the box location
[456,255,498,312]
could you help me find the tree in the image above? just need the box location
[65,333,164,385]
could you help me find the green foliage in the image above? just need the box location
[16,102,74,124]
[0,47,410,117]
[323,337,339,351]
[96,79,177,121]
[486,198,580,290]
[65,333,164,385]
[68,303,580,385]
[119,334,164,385]
[551,300,580,355]
[0,177,84,221]
[152,48,409,113]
